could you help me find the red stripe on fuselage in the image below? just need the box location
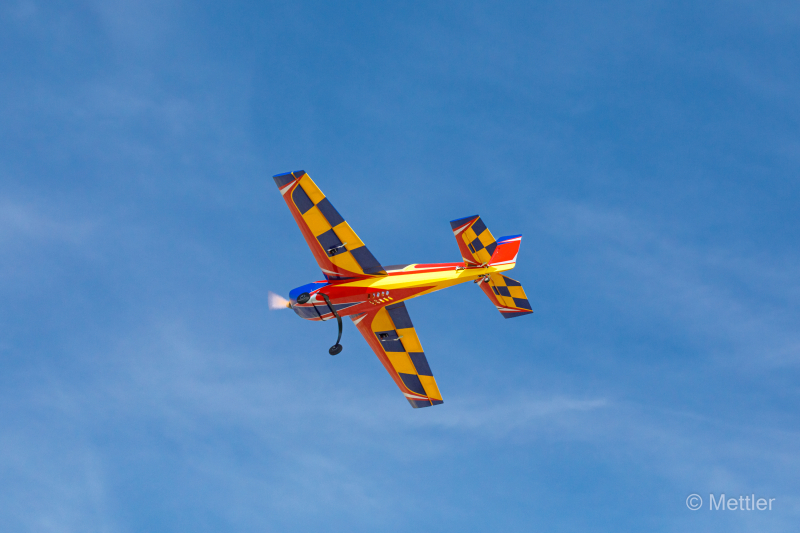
[313,284,432,318]
[292,261,493,321]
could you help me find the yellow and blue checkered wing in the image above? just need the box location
[352,302,443,408]
[273,171,386,279]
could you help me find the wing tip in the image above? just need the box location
[501,309,534,319]
[408,398,444,408]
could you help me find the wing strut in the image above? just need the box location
[320,293,344,355]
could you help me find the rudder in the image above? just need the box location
[488,234,522,267]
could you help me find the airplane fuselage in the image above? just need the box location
[289,261,515,321]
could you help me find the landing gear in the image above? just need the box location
[296,292,310,304]
[320,293,344,356]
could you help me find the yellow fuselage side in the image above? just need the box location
[290,262,516,321]
[344,263,514,294]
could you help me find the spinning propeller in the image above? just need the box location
[268,291,291,310]
[268,291,343,356]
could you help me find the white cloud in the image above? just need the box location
[413,395,608,435]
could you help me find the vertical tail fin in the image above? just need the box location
[488,234,522,267]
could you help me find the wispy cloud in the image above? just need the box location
[0,201,94,245]
[412,395,608,434]
[3,1,800,530]
[537,200,800,367]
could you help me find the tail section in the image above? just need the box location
[479,273,533,319]
[450,216,532,318]
[488,234,522,267]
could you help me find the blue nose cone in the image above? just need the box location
[288,281,329,304]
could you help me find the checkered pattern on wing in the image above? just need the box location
[450,215,498,266]
[274,171,386,278]
[370,302,443,408]
[486,273,533,318]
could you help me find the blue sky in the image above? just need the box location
[2,1,799,531]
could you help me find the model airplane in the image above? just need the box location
[272,170,533,408]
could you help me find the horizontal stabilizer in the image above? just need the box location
[450,215,497,266]
[479,273,533,319]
